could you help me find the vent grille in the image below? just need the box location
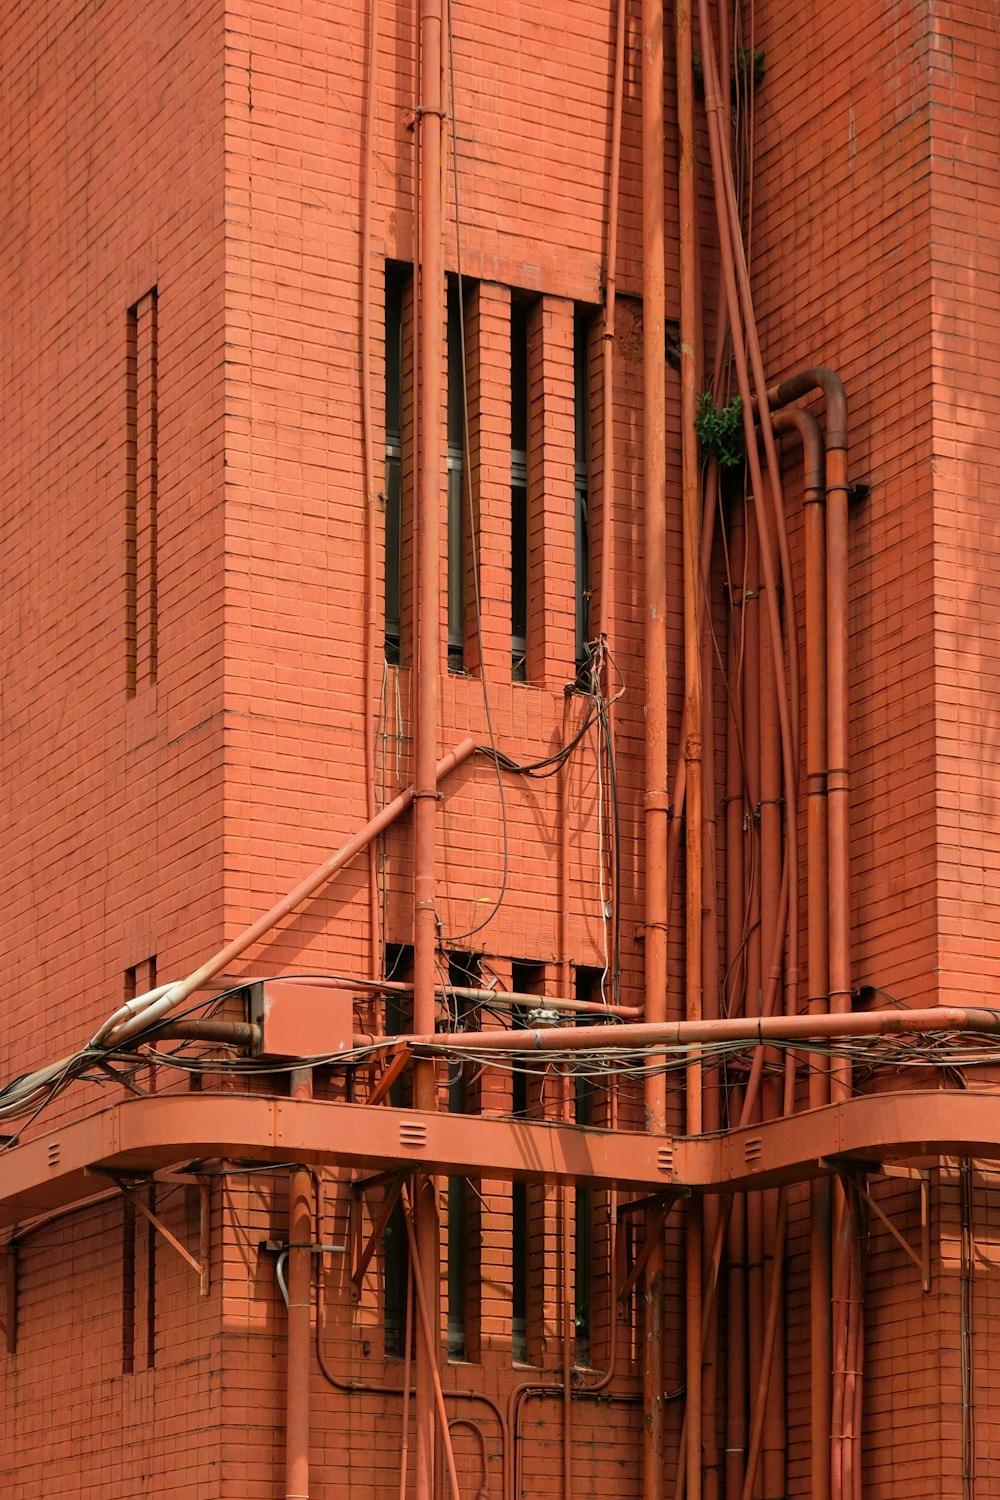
[744,1136,762,1169]
[399,1121,428,1151]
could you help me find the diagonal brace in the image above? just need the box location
[113,1177,208,1294]
[617,1190,687,1302]
[352,1171,406,1300]
[854,1175,928,1290]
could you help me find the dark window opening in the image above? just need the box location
[384,269,405,664]
[447,279,468,674]
[383,944,413,1357]
[511,302,529,681]
[574,310,592,685]
[510,961,545,1362]
[125,289,158,695]
[574,968,604,1366]
[446,951,480,1361]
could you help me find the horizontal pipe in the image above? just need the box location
[437,986,641,1017]
[406,1006,1000,1054]
[149,1021,262,1047]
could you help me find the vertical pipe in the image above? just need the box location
[700,471,721,1500]
[414,1,445,1494]
[560,690,574,1500]
[676,0,703,1487]
[772,407,831,1500]
[756,481,784,1500]
[360,0,383,996]
[598,0,627,651]
[641,0,668,1496]
[724,498,748,1500]
[286,1068,314,1500]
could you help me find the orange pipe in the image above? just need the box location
[597,0,626,650]
[285,1069,314,1500]
[676,0,703,1486]
[360,0,382,995]
[402,1187,465,1500]
[641,0,668,1497]
[771,406,832,1500]
[101,738,477,1045]
[408,1004,1000,1054]
[766,368,850,1500]
[413,0,446,1494]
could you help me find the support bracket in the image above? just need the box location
[351,1169,407,1302]
[102,1172,210,1296]
[617,1189,688,1302]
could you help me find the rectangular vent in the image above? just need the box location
[744,1136,762,1169]
[399,1121,428,1151]
[47,1141,60,1169]
[657,1144,673,1176]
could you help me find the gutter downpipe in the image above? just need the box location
[675,0,703,1493]
[641,1,669,1498]
[598,0,626,657]
[414,1,446,1495]
[766,367,849,1500]
[285,1067,314,1500]
[771,406,831,1500]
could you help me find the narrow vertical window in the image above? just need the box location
[383,945,413,1357]
[125,290,158,695]
[446,951,479,1361]
[384,270,404,665]
[574,310,592,681]
[510,302,529,681]
[510,960,545,1362]
[447,279,467,673]
[573,967,604,1366]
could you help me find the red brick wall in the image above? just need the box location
[3,0,1000,1496]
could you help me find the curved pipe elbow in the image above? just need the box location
[766,365,848,451]
[770,408,826,494]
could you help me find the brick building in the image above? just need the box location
[2,1,999,1497]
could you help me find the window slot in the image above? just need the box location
[510,961,545,1362]
[445,951,480,1361]
[510,302,529,680]
[447,279,468,673]
[384,269,405,665]
[574,310,592,682]
[125,289,158,695]
[382,944,413,1357]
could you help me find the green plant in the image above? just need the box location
[694,391,745,471]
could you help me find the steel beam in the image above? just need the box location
[3,1089,1000,1228]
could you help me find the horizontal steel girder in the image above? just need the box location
[2,1088,999,1227]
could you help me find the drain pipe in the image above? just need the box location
[641,0,669,1497]
[285,1067,314,1500]
[675,0,703,1489]
[413,0,446,1494]
[771,406,831,1500]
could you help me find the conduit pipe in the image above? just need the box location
[675,0,703,1487]
[766,368,850,1500]
[285,1068,314,1500]
[771,406,831,1500]
[641,0,669,1497]
[402,1186,464,1500]
[597,0,626,651]
[96,738,477,1048]
[765,368,850,1092]
[360,0,382,995]
[413,0,447,1493]
[407,1005,1000,1053]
